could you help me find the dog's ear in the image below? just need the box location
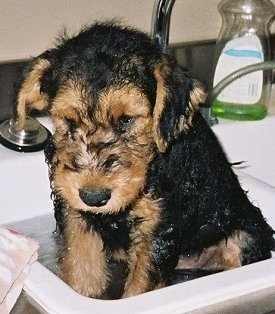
[14,50,57,129]
[152,56,205,152]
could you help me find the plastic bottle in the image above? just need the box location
[212,0,275,120]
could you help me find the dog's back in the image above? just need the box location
[148,112,274,275]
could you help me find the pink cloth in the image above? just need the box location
[0,228,38,313]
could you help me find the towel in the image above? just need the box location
[0,228,39,314]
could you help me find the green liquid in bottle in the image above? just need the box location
[212,100,267,121]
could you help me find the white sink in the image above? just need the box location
[1,116,275,313]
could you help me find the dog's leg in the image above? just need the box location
[123,240,154,297]
[122,196,162,298]
[60,211,109,298]
[176,228,273,272]
[176,231,247,271]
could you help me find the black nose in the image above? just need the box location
[79,188,111,207]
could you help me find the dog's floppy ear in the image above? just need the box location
[14,50,57,129]
[152,56,205,152]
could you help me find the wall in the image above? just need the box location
[2,0,275,61]
[0,0,223,61]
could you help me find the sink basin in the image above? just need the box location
[1,116,275,313]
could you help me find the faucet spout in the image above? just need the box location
[151,0,176,53]
[151,0,218,126]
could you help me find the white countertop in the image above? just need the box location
[212,115,275,187]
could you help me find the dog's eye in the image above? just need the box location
[102,154,120,170]
[63,156,82,172]
[117,115,134,133]
[119,115,133,125]
[64,117,78,133]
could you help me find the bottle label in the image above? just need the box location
[213,35,263,104]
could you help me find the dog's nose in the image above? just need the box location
[79,188,111,207]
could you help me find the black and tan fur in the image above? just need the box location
[13,22,274,299]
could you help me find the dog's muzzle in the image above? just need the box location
[79,188,111,207]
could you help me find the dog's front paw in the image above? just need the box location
[122,285,143,298]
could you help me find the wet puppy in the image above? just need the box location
[13,21,274,299]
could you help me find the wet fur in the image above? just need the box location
[14,21,274,299]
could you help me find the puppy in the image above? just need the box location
[13,21,274,299]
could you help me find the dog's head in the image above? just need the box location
[14,22,205,214]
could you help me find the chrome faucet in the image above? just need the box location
[0,116,49,152]
[151,0,218,125]
[151,0,176,53]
